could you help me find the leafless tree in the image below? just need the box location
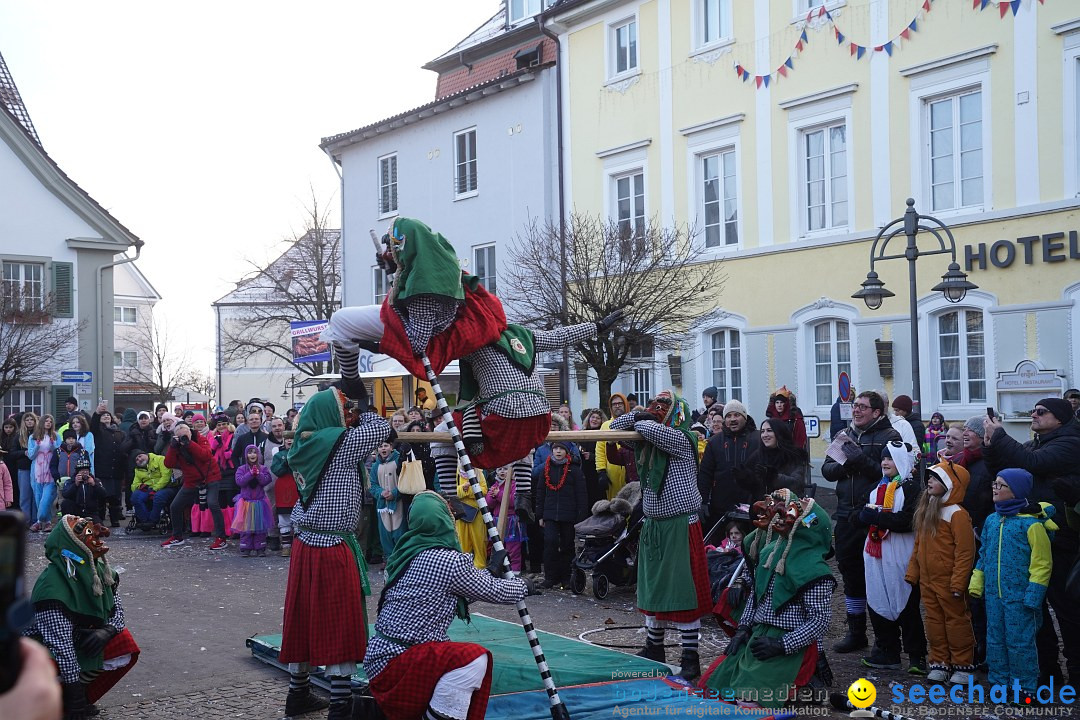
[179,371,216,401]
[122,313,196,406]
[0,290,83,400]
[505,213,725,408]
[219,196,341,377]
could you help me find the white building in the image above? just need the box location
[0,49,143,418]
[111,261,165,411]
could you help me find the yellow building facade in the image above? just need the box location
[548,0,1080,448]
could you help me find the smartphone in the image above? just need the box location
[0,511,31,693]
[986,407,996,420]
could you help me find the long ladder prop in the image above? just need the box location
[420,354,572,720]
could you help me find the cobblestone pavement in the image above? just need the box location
[96,678,303,720]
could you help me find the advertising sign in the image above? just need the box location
[290,321,331,364]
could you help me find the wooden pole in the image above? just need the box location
[286,429,643,442]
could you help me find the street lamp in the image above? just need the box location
[851,198,978,413]
[282,374,306,410]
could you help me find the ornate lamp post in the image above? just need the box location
[851,198,978,412]
[281,374,306,410]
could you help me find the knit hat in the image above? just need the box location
[74,457,92,473]
[137,411,152,421]
[192,413,206,422]
[1036,397,1074,425]
[722,398,748,419]
[1065,388,1080,400]
[892,395,913,414]
[211,412,230,426]
[702,386,718,400]
[997,468,1033,500]
[62,428,77,440]
[549,439,573,452]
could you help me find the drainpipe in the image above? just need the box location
[96,239,144,402]
[321,146,345,305]
[538,14,570,403]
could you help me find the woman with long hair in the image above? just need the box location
[738,418,809,500]
[1,417,21,509]
[69,413,96,475]
[15,413,36,517]
[28,414,59,531]
[556,403,580,431]
[579,408,606,506]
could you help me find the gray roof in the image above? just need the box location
[427,4,507,66]
[0,49,40,145]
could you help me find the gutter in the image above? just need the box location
[96,239,144,401]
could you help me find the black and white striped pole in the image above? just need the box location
[420,354,572,720]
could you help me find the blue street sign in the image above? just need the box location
[60,370,93,384]
[804,415,821,439]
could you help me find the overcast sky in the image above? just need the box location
[0,1,494,384]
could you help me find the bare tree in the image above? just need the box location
[505,213,725,408]
[0,290,84,400]
[178,371,216,401]
[219,196,341,377]
[122,313,196,406]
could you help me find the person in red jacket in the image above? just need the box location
[161,422,226,550]
[765,386,808,451]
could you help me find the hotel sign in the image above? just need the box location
[964,231,1080,271]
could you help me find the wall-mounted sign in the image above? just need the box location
[965,231,1080,272]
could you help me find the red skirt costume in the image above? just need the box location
[452,408,551,470]
[369,642,493,720]
[642,520,712,623]
[84,629,140,704]
[279,539,367,665]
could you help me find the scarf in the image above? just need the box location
[382,491,470,622]
[287,388,347,508]
[864,478,901,558]
[634,390,697,497]
[388,217,467,305]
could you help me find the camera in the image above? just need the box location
[0,511,31,693]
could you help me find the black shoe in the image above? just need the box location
[267,536,282,552]
[862,645,902,670]
[327,698,353,720]
[540,577,558,589]
[677,649,700,682]
[285,688,330,717]
[636,641,666,663]
[353,688,387,720]
[834,613,869,654]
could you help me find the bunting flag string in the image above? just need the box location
[972,0,1043,18]
[732,27,808,89]
[825,0,932,62]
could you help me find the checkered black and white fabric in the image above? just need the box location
[26,596,126,684]
[739,575,835,654]
[609,414,701,518]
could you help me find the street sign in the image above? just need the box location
[75,383,92,395]
[61,370,93,384]
[838,371,852,403]
[804,415,821,438]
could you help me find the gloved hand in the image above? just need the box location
[1023,581,1046,611]
[596,309,626,334]
[75,626,116,657]
[62,681,90,720]
[486,548,508,578]
[376,247,398,274]
[597,471,610,493]
[522,577,541,596]
[1053,478,1080,506]
[632,411,655,424]
[725,625,751,658]
[858,506,881,526]
[750,636,786,661]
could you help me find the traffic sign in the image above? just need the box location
[838,371,852,403]
[75,383,92,395]
[61,370,93,384]
[804,415,821,439]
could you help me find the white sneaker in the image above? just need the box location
[927,668,949,683]
[948,670,973,685]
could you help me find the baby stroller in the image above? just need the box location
[569,481,641,599]
[704,509,751,636]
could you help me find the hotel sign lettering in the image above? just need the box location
[964,231,1080,271]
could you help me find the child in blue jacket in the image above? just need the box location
[969,468,1055,698]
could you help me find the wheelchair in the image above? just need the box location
[125,490,174,536]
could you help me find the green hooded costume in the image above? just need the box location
[388,217,466,306]
[31,517,119,672]
[702,496,835,708]
[288,387,347,509]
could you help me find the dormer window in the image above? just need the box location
[510,0,542,24]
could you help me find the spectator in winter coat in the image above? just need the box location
[533,440,588,588]
[90,405,126,527]
[208,413,236,508]
[370,441,406,560]
[956,416,993,531]
[28,417,59,531]
[258,417,286,550]
[232,444,273,556]
[153,413,177,456]
[0,457,11,509]
[13,413,35,519]
[698,399,759,527]
[765,387,807,450]
[59,459,106,521]
[0,417,20,509]
[122,412,156,461]
[821,390,902,655]
[162,423,226,550]
[740,418,808,500]
[130,451,174,527]
[68,414,95,475]
[595,393,630,501]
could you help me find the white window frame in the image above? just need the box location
[509,0,543,25]
[699,147,740,250]
[607,15,640,82]
[785,90,854,241]
[453,128,478,199]
[377,153,398,218]
[626,337,655,401]
[612,170,646,252]
[694,0,734,51]
[791,298,860,415]
[472,244,497,295]
[924,89,984,214]
[917,290,996,417]
[2,260,45,312]
[684,116,743,253]
[708,328,743,404]
[2,387,44,418]
[372,266,389,305]
[1061,28,1080,198]
[113,305,137,324]
[810,319,852,409]
[905,50,993,219]
[797,120,849,236]
[933,308,987,407]
[113,350,138,369]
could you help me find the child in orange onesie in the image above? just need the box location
[905,462,976,685]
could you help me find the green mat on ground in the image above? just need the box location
[249,613,669,695]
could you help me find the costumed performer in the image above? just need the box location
[609,390,712,681]
[363,490,538,720]
[279,386,391,720]
[25,515,140,720]
[700,489,836,708]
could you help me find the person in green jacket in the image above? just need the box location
[129,452,175,527]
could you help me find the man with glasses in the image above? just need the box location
[821,390,901,654]
[1065,389,1080,422]
[983,397,1080,685]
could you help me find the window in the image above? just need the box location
[473,245,496,295]
[373,267,389,305]
[800,123,848,233]
[927,90,983,212]
[632,369,652,400]
[612,19,638,76]
[113,351,138,369]
[510,0,542,23]
[702,150,738,247]
[699,0,732,46]
[937,309,986,404]
[813,320,851,407]
[113,306,137,324]
[2,388,43,418]
[614,171,645,253]
[378,154,398,216]
[627,338,654,400]
[2,261,44,312]
[454,129,478,197]
[709,329,742,403]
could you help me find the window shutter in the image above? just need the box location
[52,385,74,419]
[51,262,74,318]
